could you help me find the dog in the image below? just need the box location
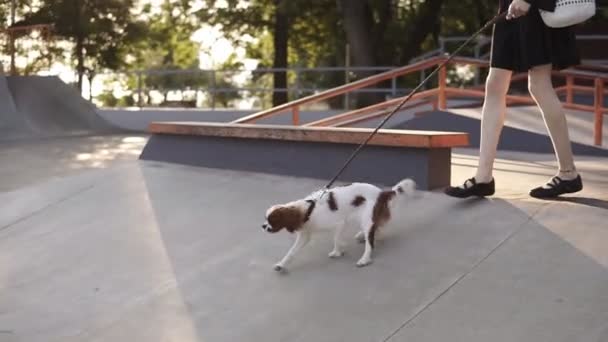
[262,178,416,272]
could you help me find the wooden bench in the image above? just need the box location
[141,122,469,190]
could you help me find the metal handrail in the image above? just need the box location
[232,56,489,124]
[230,55,606,146]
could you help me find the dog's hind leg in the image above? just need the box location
[329,221,346,258]
[274,229,311,272]
[356,219,377,267]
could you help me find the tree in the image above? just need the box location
[272,0,289,105]
[17,0,145,91]
[127,0,202,105]
[199,0,298,106]
[200,0,460,108]
[337,0,446,106]
[0,0,49,75]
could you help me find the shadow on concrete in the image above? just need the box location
[133,165,608,341]
[0,135,147,192]
[1,163,608,341]
[548,196,608,210]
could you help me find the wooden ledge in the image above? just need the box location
[149,122,469,149]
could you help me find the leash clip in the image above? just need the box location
[312,187,330,201]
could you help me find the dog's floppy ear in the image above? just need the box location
[267,206,304,233]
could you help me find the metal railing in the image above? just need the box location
[230,56,608,146]
[89,66,420,110]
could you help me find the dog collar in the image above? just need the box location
[303,199,316,222]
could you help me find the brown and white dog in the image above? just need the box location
[262,179,416,272]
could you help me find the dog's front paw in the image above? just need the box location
[273,264,288,273]
[356,258,372,267]
[328,250,345,258]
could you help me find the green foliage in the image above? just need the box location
[129,0,200,69]
[198,0,346,107]
[126,0,203,105]
[0,0,49,73]
[96,89,134,107]
[198,0,453,107]
[0,0,32,28]
[208,53,244,108]
[17,0,145,88]
[3,0,608,108]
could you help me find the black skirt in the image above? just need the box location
[490,0,581,72]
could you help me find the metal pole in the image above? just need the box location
[137,71,143,108]
[594,79,604,146]
[473,44,481,86]
[566,76,573,105]
[295,69,301,99]
[344,44,351,110]
[438,65,447,110]
[420,70,426,90]
[196,70,201,108]
[211,70,216,110]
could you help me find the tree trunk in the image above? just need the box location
[10,0,16,75]
[76,37,85,92]
[338,0,376,67]
[338,0,444,107]
[272,0,289,106]
[338,0,381,107]
[400,0,445,63]
[74,0,85,92]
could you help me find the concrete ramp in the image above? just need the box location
[0,69,32,140]
[1,76,118,141]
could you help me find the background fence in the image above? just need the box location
[59,35,608,110]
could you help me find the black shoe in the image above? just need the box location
[530,175,583,198]
[444,177,495,198]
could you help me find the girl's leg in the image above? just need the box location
[445,67,512,198]
[527,64,577,179]
[527,64,582,197]
[475,67,513,183]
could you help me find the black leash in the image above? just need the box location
[323,12,507,190]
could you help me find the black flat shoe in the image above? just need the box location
[444,177,495,198]
[530,175,583,198]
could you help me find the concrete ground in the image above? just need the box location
[0,134,147,192]
[1,135,607,342]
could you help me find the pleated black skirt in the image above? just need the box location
[490,0,581,72]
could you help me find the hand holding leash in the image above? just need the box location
[507,0,531,19]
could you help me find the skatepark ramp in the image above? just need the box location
[140,56,606,188]
[140,122,469,190]
[0,72,118,141]
[0,69,24,140]
[139,57,481,189]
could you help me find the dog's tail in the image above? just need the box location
[392,178,416,196]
